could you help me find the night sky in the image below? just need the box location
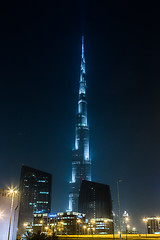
[0,0,160,232]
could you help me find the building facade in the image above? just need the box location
[88,218,114,234]
[0,188,19,240]
[146,217,160,234]
[69,36,91,211]
[18,165,52,235]
[78,180,113,222]
[32,211,85,235]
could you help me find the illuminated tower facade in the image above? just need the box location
[69,37,91,211]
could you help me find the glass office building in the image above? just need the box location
[78,180,113,221]
[18,165,52,235]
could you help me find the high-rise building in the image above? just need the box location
[146,217,160,234]
[69,36,91,211]
[78,180,113,221]
[0,188,19,240]
[18,165,52,235]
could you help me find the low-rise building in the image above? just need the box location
[33,211,85,235]
[88,218,114,234]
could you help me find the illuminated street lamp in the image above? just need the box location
[132,227,136,233]
[91,219,95,235]
[125,217,129,240]
[104,219,108,233]
[117,180,122,240]
[23,222,28,227]
[83,225,86,234]
[8,188,18,240]
[77,219,81,234]
[45,226,49,233]
[143,218,148,238]
[40,220,44,232]
[0,211,4,219]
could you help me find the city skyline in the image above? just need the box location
[0,0,160,233]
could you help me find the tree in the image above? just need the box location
[24,231,32,240]
[31,231,47,240]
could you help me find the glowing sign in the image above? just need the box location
[48,213,57,218]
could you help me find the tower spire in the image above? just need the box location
[82,35,84,59]
[69,36,91,211]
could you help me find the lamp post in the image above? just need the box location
[132,227,136,233]
[83,225,86,234]
[77,219,81,235]
[125,217,129,240]
[143,218,148,238]
[40,220,44,233]
[104,219,108,234]
[91,219,95,235]
[126,225,130,239]
[8,188,18,240]
[117,180,122,240]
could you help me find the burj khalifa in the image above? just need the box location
[69,36,91,211]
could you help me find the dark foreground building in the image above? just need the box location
[69,36,91,212]
[18,165,52,235]
[78,180,113,220]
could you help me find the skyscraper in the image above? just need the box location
[18,165,52,235]
[69,37,91,211]
[78,180,113,220]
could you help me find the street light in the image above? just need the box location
[23,223,28,227]
[77,219,81,234]
[83,225,86,234]
[125,217,129,240]
[0,211,4,219]
[143,218,148,238]
[104,219,108,234]
[40,220,44,232]
[91,219,95,235]
[8,188,18,240]
[132,227,136,233]
[117,180,122,240]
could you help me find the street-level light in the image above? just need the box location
[8,188,18,240]
[143,218,148,236]
[0,211,4,219]
[83,225,86,234]
[117,180,122,240]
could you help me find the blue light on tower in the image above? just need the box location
[69,36,91,211]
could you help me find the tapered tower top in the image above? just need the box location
[82,35,84,59]
[79,36,86,96]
